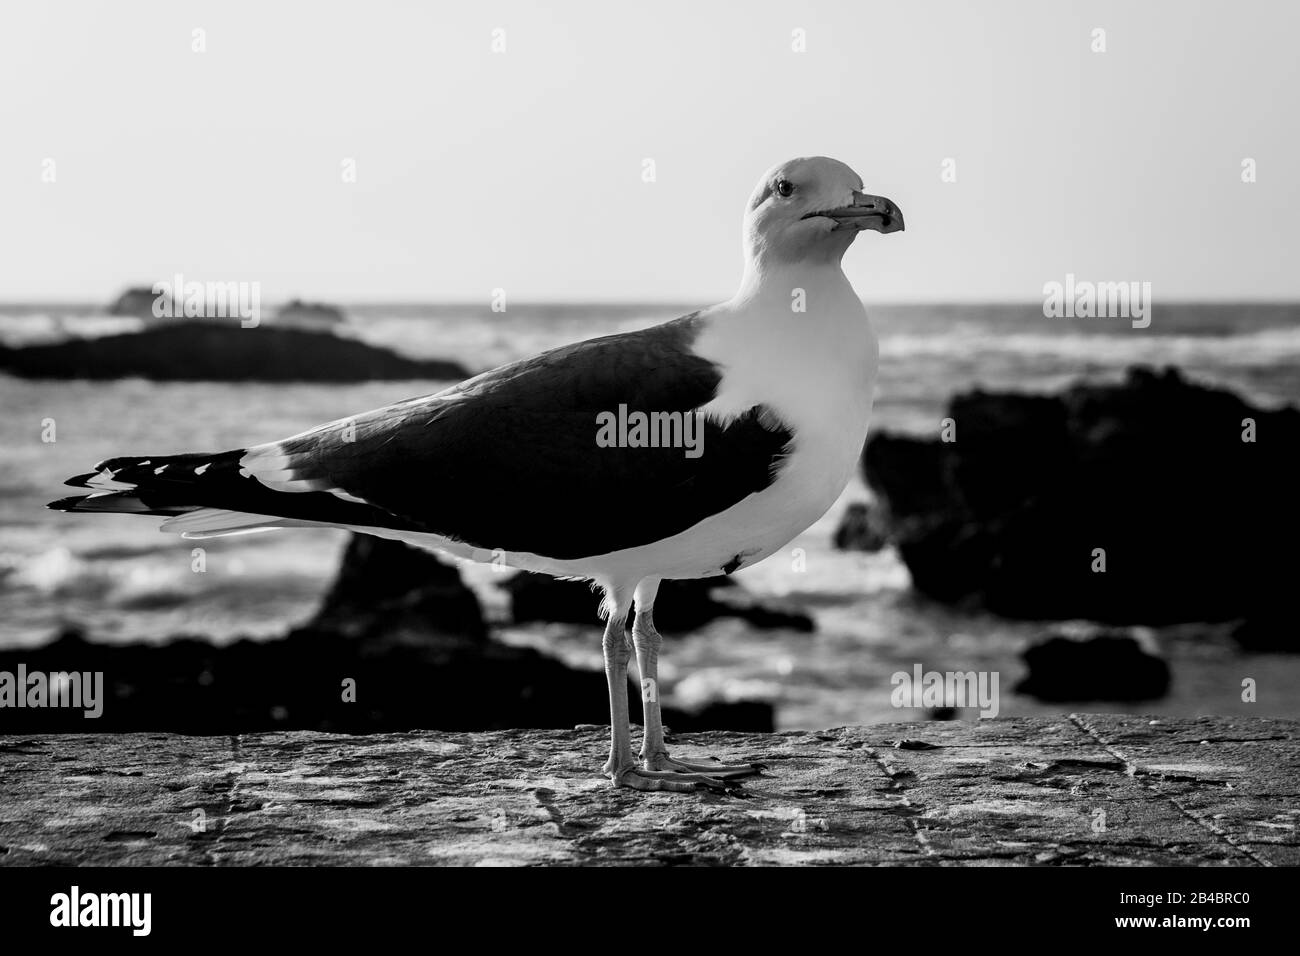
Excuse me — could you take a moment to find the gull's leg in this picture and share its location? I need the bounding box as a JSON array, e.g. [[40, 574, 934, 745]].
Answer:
[[632, 579, 764, 780], [601, 581, 732, 793]]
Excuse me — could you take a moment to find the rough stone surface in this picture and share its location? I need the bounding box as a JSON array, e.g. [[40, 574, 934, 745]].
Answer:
[[2, 715, 1295, 866]]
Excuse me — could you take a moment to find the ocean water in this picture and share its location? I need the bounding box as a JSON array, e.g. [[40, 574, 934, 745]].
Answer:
[[2, 302, 1298, 728]]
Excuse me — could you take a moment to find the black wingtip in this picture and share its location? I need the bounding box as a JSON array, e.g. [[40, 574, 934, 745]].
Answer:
[[64, 472, 101, 489], [47, 495, 89, 512]]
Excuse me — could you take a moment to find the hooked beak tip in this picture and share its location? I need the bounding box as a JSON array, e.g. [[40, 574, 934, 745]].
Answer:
[[804, 193, 904, 234]]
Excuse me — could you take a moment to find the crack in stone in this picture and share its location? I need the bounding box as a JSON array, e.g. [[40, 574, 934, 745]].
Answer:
[[861, 745, 935, 858], [1067, 714, 1271, 868], [205, 734, 243, 867]]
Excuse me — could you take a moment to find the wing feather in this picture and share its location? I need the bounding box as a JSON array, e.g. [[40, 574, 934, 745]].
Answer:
[[239, 312, 794, 558]]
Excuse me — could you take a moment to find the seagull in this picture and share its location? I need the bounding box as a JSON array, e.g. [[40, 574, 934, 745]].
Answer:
[[50, 156, 903, 792]]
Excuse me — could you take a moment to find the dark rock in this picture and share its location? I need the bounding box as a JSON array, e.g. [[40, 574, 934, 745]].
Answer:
[[1231, 616, 1292, 653], [502, 573, 601, 625], [862, 433, 951, 519], [0, 536, 773, 734], [0, 321, 470, 382], [310, 534, 487, 644], [503, 571, 814, 633], [832, 501, 891, 551], [664, 700, 776, 733], [275, 299, 345, 327], [863, 366, 1300, 628], [1016, 626, 1171, 701], [107, 286, 168, 319]]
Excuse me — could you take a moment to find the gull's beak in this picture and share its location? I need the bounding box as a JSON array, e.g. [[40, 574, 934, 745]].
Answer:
[[805, 191, 905, 233]]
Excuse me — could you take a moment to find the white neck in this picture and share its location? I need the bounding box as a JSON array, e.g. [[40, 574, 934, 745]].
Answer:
[[695, 254, 876, 431], [731, 256, 852, 309]]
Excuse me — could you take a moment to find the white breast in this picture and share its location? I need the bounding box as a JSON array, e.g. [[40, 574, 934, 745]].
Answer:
[[688, 267, 878, 558]]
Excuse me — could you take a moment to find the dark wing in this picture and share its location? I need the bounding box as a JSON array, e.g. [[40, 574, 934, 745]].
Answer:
[[258, 312, 793, 558]]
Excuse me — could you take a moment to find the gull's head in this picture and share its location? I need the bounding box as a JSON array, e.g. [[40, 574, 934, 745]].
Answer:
[[742, 156, 904, 267]]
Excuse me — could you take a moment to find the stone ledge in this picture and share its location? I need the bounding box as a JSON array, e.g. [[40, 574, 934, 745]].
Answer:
[[1, 715, 1295, 866]]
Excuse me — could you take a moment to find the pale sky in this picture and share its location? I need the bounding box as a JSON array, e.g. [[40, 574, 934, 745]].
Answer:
[[1, 0, 1296, 303]]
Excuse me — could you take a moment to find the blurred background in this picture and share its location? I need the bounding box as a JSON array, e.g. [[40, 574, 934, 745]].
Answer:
[[1, 1, 1297, 732]]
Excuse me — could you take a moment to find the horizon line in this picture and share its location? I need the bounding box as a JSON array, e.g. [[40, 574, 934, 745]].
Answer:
[[1, 297, 1298, 309]]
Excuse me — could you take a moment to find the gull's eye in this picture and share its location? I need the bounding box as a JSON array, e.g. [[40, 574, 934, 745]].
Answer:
[[775, 179, 795, 198]]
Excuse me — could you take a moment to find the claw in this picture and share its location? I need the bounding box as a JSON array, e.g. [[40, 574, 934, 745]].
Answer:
[[612, 766, 735, 793], [644, 753, 765, 778]]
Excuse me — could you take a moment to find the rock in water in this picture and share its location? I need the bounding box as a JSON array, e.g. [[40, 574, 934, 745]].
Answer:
[[310, 534, 486, 644], [107, 286, 168, 318], [863, 366, 1300, 628], [275, 299, 346, 328], [501, 572, 601, 625], [832, 501, 891, 552], [0, 321, 470, 382], [1017, 626, 1171, 701], [1230, 616, 1293, 653]]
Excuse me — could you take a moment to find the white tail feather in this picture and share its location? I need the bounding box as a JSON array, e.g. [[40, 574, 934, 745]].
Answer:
[[160, 508, 284, 538]]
